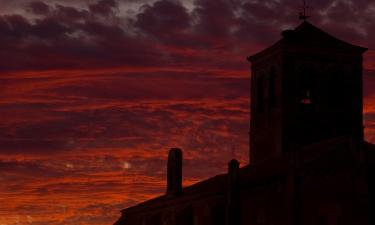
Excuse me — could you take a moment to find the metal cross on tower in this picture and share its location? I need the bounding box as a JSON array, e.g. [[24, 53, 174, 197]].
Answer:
[[299, 0, 310, 21]]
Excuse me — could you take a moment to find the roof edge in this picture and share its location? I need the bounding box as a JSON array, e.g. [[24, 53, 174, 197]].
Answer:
[[247, 21, 368, 62]]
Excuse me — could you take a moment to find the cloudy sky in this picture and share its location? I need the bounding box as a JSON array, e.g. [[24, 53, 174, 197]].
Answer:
[[1, 0, 375, 224]]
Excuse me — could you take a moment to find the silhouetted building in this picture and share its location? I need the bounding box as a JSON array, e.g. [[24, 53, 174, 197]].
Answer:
[[114, 21, 375, 225]]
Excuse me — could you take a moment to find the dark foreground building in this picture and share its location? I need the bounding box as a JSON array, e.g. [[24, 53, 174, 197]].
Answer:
[[114, 21, 375, 225]]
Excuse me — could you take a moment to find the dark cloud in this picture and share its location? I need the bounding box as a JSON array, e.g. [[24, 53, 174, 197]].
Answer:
[[193, 0, 237, 37], [0, 1, 163, 71], [135, 0, 190, 35], [89, 0, 118, 16], [29, 1, 50, 15], [0, 14, 32, 39], [33, 17, 74, 38], [54, 4, 88, 21], [0, 0, 374, 71]]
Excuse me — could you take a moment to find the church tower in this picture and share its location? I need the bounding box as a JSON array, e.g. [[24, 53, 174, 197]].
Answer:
[[247, 21, 367, 164]]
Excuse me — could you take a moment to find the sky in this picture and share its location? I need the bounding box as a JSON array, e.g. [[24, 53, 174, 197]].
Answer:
[[1, 0, 375, 224]]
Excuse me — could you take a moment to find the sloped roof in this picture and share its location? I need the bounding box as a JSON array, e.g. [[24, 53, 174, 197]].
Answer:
[[117, 136, 362, 215], [248, 21, 367, 62], [114, 136, 375, 225]]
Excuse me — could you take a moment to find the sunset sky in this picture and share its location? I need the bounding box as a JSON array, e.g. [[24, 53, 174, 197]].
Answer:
[[1, 0, 375, 224]]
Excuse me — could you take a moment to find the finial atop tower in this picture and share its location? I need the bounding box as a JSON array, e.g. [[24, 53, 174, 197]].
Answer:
[[299, 0, 310, 21]]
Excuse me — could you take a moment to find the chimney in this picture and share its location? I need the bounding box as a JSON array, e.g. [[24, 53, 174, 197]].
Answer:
[[166, 148, 183, 196], [227, 159, 240, 225]]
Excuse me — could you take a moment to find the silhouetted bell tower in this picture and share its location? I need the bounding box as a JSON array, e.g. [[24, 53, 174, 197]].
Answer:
[[247, 21, 367, 164]]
